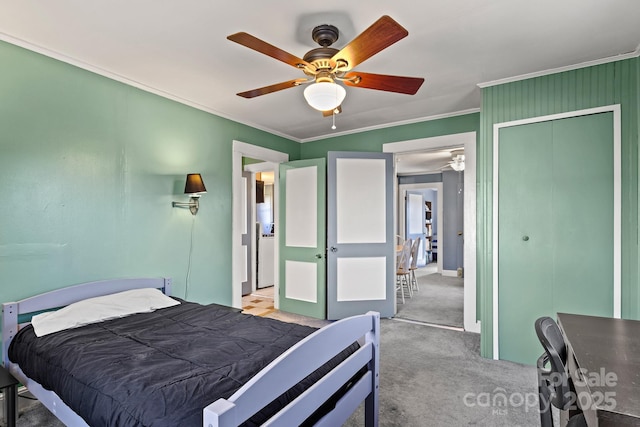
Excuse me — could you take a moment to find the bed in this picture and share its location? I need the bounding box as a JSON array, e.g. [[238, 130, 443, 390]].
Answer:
[[1, 277, 380, 427]]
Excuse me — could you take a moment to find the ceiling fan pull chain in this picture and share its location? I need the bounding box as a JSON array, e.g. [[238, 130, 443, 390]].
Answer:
[[332, 110, 337, 130]]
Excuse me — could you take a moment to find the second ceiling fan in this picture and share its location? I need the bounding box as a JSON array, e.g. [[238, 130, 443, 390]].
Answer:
[[227, 15, 425, 116]]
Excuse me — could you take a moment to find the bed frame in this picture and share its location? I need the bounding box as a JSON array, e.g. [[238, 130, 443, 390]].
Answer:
[[1, 277, 380, 427]]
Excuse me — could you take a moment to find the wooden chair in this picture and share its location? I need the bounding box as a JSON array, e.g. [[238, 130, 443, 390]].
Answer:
[[396, 239, 412, 304], [409, 238, 421, 293]]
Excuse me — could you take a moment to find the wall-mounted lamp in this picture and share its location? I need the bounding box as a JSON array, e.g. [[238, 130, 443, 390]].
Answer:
[[172, 173, 207, 215]]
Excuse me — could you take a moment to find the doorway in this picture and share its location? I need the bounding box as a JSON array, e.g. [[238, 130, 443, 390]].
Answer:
[[396, 181, 466, 328], [242, 163, 277, 295], [399, 183, 443, 275], [383, 132, 479, 332], [232, 141, 288, 310]]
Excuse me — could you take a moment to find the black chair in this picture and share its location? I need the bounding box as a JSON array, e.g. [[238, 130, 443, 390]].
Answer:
[[535, 316, 585, 427]]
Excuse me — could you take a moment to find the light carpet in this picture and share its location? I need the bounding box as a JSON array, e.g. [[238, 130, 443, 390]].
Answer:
[[343, 319, 539, 426], [395, 265, 464, 328]]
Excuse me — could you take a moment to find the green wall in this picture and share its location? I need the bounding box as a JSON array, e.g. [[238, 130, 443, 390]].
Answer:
[[4, 36, 639, 364], [0, 41, 300, 306], [478, 58, 640, 358], [300, 113, 480, 159], [0, 38, 480, 315]]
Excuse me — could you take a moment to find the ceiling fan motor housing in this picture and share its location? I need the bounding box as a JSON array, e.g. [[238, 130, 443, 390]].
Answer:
[[311, 24, 339, 47], [303, 47, 339, 66], [303, 24, 341, 74]]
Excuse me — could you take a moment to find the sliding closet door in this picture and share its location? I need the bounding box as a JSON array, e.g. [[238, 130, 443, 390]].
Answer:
[[497, 112, 614, 365]]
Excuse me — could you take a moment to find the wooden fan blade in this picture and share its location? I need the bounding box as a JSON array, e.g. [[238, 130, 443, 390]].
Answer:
[[237, 79, 308, 98], [343, 72, 424, 95], [322, 105, 342, 117], [331, 16, 408, 71], [227, 32, 310, 69]]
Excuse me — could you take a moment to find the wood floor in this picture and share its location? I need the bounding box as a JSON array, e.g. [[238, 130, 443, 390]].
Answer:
[[241, 286, 275, 317]]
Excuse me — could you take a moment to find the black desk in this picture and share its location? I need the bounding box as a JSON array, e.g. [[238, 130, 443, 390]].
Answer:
[[558, 313, 640, 427], [0, 365, 18, 427]]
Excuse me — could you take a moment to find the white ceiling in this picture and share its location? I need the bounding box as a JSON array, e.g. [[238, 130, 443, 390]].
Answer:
[[1, 1, 639, 142]]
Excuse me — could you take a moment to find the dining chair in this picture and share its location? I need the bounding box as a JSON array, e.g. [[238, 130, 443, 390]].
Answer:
[[396, 239, 412, 304], [535, 316, 584, 427], [408, 238, 421, 293]]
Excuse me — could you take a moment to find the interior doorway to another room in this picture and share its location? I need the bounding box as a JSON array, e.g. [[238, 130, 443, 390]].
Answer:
[[242, 164, 277, 301], [232, 141, 288, 311], [254, 170, 276, 291], [400, 184, 444, 275], [383, 132, 479, 333], [396, 180, 465, 329]]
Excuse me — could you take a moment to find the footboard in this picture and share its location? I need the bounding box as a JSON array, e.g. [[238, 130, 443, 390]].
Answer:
[[204, 311, 380, 427], [2, 278, 378, 427]]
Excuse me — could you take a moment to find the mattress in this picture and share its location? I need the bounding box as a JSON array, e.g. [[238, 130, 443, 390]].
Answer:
[[9, 300, 355, 427]]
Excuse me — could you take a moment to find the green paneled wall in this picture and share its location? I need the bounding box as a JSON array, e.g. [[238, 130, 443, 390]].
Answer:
[[0, 41, 300, 307], [478, 58, 640, 358]]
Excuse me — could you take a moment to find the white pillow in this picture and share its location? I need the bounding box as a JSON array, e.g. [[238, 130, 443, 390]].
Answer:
[[31, 288, 180, 337]]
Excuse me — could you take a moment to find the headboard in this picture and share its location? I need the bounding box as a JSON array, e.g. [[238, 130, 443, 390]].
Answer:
[[2, 277, 172, 367]]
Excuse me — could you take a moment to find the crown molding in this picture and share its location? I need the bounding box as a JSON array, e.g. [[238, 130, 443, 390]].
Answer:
[[478, 44, 640, 88], [299, 108, 481, 143], [11, 31, 632, 144], [0, 32, 299, 143]]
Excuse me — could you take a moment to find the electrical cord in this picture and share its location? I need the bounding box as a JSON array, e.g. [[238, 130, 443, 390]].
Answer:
[[184, 215, 196, 300]]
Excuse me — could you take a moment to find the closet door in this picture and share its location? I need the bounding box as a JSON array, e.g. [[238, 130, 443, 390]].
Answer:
[[497, 112, 614, 365]]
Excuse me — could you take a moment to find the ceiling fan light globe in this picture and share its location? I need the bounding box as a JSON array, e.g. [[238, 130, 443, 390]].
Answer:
[[303, 82, 346, 111]]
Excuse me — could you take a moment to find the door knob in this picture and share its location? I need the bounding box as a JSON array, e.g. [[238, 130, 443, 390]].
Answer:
[[315, 253, 323, 259], [522, 236, 529, 241], [330, 247, 338, 252]]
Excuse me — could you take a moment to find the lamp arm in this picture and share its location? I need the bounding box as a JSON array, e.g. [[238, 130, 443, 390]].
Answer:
[[172, 197, 200, 215]]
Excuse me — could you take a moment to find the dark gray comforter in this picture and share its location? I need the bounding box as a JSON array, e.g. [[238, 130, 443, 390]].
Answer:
[[9, 300, 354, 427]]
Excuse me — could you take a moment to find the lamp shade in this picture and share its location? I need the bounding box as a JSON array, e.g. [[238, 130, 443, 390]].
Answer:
[[184, 173, 207, 194], [303, 82, 346, 111]]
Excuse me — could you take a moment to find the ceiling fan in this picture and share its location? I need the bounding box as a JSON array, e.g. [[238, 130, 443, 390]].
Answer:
[[439, 150, 465, 171], [227, 15, 425, 116]]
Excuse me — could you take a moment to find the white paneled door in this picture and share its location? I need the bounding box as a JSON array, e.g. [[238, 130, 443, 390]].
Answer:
[[327, 152, 395, 319], [279, 159, 326, 319]]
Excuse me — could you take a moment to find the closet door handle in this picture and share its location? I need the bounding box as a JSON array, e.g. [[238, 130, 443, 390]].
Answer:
[[522, 235, 530, 241], [330, 247, 338, 252]]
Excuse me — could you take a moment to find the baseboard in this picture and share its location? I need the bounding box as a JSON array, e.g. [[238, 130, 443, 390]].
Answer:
[[442, 270, 459, 277], [465, 321, 481, 334]]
